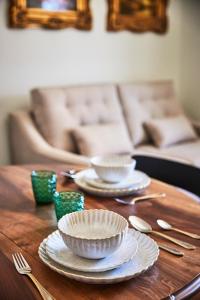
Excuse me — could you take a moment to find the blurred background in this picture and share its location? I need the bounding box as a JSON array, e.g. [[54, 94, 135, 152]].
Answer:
[[0, 0, 199, 165]]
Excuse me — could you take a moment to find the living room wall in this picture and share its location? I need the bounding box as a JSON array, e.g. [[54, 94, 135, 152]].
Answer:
[[0, 0, 186, 165], [180, 0, 200, 120]]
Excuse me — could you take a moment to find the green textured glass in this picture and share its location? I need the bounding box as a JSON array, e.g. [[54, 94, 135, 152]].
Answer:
[[53, 191, 84, 221], [31, 170, 57, 204]]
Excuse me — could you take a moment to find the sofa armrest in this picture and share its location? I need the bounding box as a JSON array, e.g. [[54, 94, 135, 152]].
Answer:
[[191, 120, 200, 136], [9, 110, 90, 166]]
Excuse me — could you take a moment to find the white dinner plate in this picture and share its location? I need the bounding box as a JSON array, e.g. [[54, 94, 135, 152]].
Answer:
[[85, 169, 143, 190], [74, 169, 151, 197], [46, 230, 138, 273], [38, 229, 159, 284]]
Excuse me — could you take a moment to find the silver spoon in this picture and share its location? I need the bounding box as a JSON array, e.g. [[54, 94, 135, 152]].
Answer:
[[129, 216, 196, 250], [114, 193, 166, 205], [157, 219, 200, 239], [60, 170, 77, 179]]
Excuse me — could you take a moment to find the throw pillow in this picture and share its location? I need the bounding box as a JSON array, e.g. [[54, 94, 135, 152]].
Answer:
[[144, 115, 198, 148], [71, 124, 132, 156]]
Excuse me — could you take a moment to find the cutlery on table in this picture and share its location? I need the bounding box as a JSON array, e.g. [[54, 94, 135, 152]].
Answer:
[[157, 219, 200, 239], [129, 216, 196, 250], [12, 252, 56, 300], [157, 243, 184, 256], [114, 193, 166, 205], [65, 169, 77, 175], [60, 170, 77, 179]]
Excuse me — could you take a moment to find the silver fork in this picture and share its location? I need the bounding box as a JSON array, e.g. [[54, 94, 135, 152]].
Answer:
[[12, 252, 56, 300]]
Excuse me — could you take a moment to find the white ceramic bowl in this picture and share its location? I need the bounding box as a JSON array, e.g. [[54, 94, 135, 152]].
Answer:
[[91, 155, 136, 183], [58, 209, 128, 259]]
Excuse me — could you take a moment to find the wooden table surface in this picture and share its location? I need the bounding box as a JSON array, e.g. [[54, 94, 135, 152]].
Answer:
[[0, 164, 199, 300]]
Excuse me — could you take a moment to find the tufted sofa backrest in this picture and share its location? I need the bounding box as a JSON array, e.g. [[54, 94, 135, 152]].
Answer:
[[118, 81, 183, 146], [31, 84, 126, 152]]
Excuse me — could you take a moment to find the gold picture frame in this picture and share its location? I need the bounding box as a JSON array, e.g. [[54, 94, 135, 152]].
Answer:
[[10, 0, 92, 30], [107, 0, 169, 34]]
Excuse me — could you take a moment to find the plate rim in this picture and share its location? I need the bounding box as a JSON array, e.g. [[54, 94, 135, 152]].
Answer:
[[74, 169, 151, 197], [38, 229, 159, 284], [45, 229, 138, 273], [85, 170, 143, 190]]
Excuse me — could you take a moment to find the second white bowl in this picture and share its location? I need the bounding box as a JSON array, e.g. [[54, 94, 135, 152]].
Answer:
[[58, 209, 128, 259], [91, 155, 136, 183]]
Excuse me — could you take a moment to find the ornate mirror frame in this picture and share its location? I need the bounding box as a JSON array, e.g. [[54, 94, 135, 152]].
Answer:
[[107, 0, 169, 34], [10, 0, 92, 30]]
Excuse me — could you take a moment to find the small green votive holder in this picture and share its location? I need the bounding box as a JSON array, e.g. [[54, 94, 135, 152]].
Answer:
[[31, 170, 57, 205], [53, 191, 84, 221]]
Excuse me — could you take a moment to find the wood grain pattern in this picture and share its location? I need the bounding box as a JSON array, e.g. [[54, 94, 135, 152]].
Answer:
[[162, 273, 200, 300], [0, 244, 38, 300], [0, 164, 199, 300]]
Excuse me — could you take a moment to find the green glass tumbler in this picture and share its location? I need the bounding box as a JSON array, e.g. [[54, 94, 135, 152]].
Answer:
[[53, 191, 84, 221], [31, 170, 57, 204]]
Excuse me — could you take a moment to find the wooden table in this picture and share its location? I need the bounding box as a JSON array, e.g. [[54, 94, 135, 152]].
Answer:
[[0, 164, 199, 300]]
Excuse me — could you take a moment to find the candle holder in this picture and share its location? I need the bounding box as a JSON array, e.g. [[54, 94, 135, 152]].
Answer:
[[31, 170, 57, 205], [53, 191, 84, 221]]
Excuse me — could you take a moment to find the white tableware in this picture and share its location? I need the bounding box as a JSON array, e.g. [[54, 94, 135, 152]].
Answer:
[[38, 229, 159, 284], [46, 230, 138, 273], [91, 155, 136, 183], [58, 209, 128, 259], [85, 169, 142, 190], [74, 169, 151, 197]]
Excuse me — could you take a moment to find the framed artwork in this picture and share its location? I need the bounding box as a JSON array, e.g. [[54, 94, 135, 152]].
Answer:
[[107, 0, 169, 34], [9, 0, 92, 30]]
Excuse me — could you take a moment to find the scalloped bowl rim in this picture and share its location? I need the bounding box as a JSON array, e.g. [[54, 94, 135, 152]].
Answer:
[[58, 209, 128, 241]]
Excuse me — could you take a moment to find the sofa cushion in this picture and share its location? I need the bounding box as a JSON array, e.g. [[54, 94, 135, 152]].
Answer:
[[144, 115, 197, 148], [31, 84, 126, 152], [72, 123, 132, 156], [137, 140, 200, 167], [118, 81, 183, 146]]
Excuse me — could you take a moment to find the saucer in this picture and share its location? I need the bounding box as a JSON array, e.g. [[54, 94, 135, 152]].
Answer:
[[85, 169, 142, 190], [74, 169, 151, 197], [38, 229, 159, 284], [46, 229, 138, 273]]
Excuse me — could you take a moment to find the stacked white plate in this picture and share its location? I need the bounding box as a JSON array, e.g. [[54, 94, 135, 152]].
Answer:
[[38, 229, 159, 284], [74, 169, 151, 197]]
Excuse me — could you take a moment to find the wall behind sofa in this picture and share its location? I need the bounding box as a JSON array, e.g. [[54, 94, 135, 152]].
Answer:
[[0, 0, 182, 165], [180, 0, 200, 120]]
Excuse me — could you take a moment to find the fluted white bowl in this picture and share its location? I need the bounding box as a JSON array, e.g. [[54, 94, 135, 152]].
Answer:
[[91, 155, 136, 183], [58, 209, 128, 259]]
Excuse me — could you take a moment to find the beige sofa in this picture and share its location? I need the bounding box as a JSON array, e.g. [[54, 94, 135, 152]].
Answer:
[[9, 81, 200, 167]]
